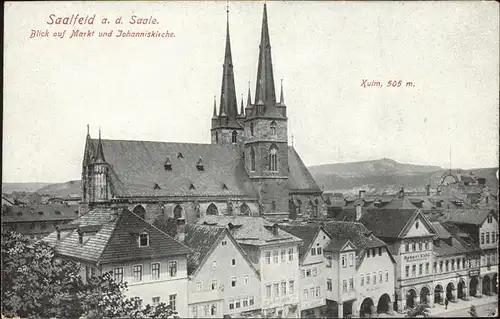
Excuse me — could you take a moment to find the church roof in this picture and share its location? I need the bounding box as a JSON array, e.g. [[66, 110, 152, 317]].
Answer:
[[85, 138, 320, 198]]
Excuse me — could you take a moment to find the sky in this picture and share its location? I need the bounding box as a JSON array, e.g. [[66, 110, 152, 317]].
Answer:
[[3, 1, 499, 183]]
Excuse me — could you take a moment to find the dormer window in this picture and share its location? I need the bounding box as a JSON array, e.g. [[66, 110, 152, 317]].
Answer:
[[38, 211, 44, 216], [272, 224, 278, 236], [196, 157, 204, 171], [189, 184, 196, 190], [78, 230, 83, 245], [222, 183, 228, 190], [164, 157, 172, 171], [154, 183, 161, 190], [177, 152, 184, 159], [55, 211, 61, 215], [56, 227, 61, 241], [270, 121, 276, 135], [139, 233, 149, 247]]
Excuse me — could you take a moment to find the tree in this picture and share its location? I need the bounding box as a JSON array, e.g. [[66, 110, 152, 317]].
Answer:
[[1, 229, 179, 319], [405, 303, 431, 318]]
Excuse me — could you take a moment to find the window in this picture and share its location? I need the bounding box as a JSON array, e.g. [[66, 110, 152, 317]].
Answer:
[[445, 260, 449, 272], [231, 131, 237, 143], [212, 261, 217, 269], [349, 253, 354, 266], [451, 259, 455, 270], [192, 306, 198, 318], [151, 263, 160, 280], [316, 286, 321, 297], [304, 289, 309, 300], [232, 258, 236, 266], [266, 285, 272, 298], [366, 273, 370, 284], [249, 297, 254, 306], [379, 271, 383, 282], [326, 254, 332, 268], [289, 280, 295, 294], [440, 261, 443, 272], [266, 252, 271, 264], [405, 242, 409, 252], [301, 269, 305, 278], [281, 281, 287, 295], [269, 145, 278, 172], [327, 279, 332, 291], [312, 267, 318, 277], [222, 240, 227, 246], [152, 296, 160, 306], [493, 232, 496, 243], [212, 280, 217, 290], [462, 258, 466, 268], [250, 147, 256, 172], [211, 304, 217, 316], [309, 287, 315, 298], [385, 270, 389, 282], [139, 233, 149, 247], [169, 261, 177, 277], [367, 249, 370, 258], [412, 242, 416, 251], [311, 247, 317, 256], [288, 248, 294, 261], [486, 232, 490, 244], [244, 275, 249, 285], [373, 272, 376, 284], [229, 300, 234, 310], [419, 242, 423, 251], [412, 265, 416, 277], [270, 121, 276, 135], [274, 283, 280, 297], [481, 233, 485, 244], [416, 220, 420, 229], [457, 258, 461, 269], [379, 247, 383, 256], [433, 262, 437, 273], [488, 214, 493, 223], [342, 255, 347, 268], [360, 274, 364, 286], [235, 300, 241, 309], [134, 265, 142, 282], [425, 241, 429, 250], [231, 277, 237, 287], [243, 298, 248, 307], [317, 247, 322, 255], [342, 280, 348, 292], [273, 251, 279, 263], [78, 231, 83, 245], [196, 281, 202, 292], [281, 250, 286, 262], [169, 294, 176, 311], [425, 262, 429, 274], [349, 278, 354, 291], [418, 264, 423, 275], [306, 269, 311, 277]]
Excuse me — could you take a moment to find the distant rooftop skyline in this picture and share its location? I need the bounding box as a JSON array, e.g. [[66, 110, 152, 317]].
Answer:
[[3, 1, 499, 183]]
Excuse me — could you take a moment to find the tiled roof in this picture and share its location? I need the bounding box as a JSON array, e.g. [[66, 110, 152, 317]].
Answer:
[[278, 224, 321, 261], [197, 215, 302, 246], [433, 209, 496, 226], [358, 209, 419, 239], [287, 147, 321, 192], [86, 139, 320, 198], [2, 204, 78, 223], [431, 222, 477, 256], [333, 209, 357, 222], [184, 224, 226, 275], [42, 208, 192, 264], [439, 222, 481, 253], [431, 222, 452, 239]]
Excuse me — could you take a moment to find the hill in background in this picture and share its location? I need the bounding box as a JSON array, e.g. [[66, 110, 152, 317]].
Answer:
[[2, 182, 52, 194]]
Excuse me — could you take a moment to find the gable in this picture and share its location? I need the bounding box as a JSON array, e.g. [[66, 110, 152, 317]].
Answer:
[[403, 214, 434, 238], [302, 228, 331, 265], [341, 240, 356, 252]]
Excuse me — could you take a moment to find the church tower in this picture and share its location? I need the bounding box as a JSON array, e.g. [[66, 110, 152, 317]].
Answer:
[[82, 128, 110, 206], [244, 4, 289, 219], [211, 8, 244, 146]]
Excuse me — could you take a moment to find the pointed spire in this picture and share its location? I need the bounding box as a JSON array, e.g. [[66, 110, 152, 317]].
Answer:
[[246, 81, 252, 107], [218, 4, 238, 125], [240, 94, 244, 115], [86, 124, 90, 137], [94, 127, 106, 164], [213, 95, 217, 117], [254, 3, 277, 108], [279, 79, 285, 105]]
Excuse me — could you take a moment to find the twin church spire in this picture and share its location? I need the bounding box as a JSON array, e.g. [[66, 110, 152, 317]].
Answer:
[[212, 3, 285, 134]]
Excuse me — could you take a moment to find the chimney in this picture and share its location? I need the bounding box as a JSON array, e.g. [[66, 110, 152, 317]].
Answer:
[[425, 184, 431, 196], [359, 190, 366, 199], [176, 218, 186, 243], [355, 204, 363, 221]]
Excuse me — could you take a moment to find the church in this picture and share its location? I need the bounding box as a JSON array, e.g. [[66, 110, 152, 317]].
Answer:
[[80, 4, 326, 224]]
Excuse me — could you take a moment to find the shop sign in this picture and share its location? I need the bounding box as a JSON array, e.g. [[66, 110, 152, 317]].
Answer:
[[403, 252, 431, 262]]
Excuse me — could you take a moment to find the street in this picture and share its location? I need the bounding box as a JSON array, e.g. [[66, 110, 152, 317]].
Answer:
[[434, 301, 497, 318]]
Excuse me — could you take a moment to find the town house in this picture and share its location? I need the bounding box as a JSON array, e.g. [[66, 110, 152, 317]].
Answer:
[[198, 215, 302, 318], [279, 224, 331, 318], [183, 224, 261, 318], [322, 221, 396, 318], [41, 207, 192, 317]]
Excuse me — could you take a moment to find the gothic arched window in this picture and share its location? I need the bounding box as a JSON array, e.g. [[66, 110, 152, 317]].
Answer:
[[231, 131, 237, 144], [215, 131, 219, 143], [250, 122, 254, 136], [173, 204, 183, 219], [270, 121, 276, 136], [206, 203, 218, 215], [133, 205, 146, 219], [240, 203, 251, 216], [269, 145, 278, 172], [250, 147, 256, 172]]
